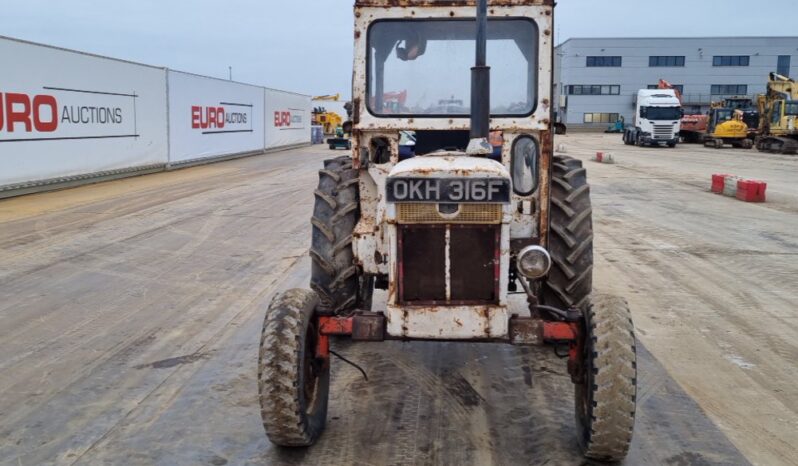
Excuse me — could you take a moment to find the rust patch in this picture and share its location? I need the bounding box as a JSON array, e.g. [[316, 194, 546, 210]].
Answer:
[[481, 307, 491, 337], [538, 129, 552, 248], [509, 317, 544, 345], [353, 97, 361, 124]]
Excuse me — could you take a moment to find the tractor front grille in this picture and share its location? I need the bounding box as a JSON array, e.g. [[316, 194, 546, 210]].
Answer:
[[398, 224, 500, 305], [397, 203, 502, 224]]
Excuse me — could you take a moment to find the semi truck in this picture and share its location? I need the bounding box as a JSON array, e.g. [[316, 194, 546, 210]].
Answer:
[[623, 89, 682, 148]]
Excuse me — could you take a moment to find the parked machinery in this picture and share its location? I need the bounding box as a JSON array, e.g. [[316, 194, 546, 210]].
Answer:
[[756, 73, 798, 154], [703, 107, 753, 149], [312, 107, 343, 135], [623, 88, 681, 147], [257, 0, 637, 462], [312, 94, 344, 135], [657, 79, 708, 144]]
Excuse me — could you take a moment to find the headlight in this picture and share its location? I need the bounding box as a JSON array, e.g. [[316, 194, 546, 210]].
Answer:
[[517, 245, 551, 279], [511, 135, 539, 196]]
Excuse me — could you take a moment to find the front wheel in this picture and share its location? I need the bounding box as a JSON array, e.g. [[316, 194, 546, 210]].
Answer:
[[258, 289, 330, 447], [575, 294, 637, 462]]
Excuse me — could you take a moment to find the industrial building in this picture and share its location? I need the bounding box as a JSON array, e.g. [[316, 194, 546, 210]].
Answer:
[[554, 36, 798, 128]]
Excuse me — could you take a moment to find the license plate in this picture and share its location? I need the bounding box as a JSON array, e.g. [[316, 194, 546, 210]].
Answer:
[[386, 178, 510, 203]]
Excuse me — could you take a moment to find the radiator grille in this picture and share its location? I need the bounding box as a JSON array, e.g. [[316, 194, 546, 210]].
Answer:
[[653, 125, 674, 138], [398, 225, 500, 305], [397, 203, 502, 224]]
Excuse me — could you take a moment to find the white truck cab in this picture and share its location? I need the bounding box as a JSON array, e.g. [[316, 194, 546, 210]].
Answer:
[[624, 89, 682, 147]]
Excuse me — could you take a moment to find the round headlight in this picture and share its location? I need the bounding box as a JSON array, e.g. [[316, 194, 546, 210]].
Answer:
[[517, 245, 551, 279], [511, 136, 539, 196]]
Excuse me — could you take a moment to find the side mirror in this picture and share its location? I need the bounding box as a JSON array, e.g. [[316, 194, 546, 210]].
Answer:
[[639, 107, 647, 118], [396, 37, 427, 61], [342, 121, 353, 134]]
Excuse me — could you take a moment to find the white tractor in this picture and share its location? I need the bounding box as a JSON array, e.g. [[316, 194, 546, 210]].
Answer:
[[257, 0, 637, 461]]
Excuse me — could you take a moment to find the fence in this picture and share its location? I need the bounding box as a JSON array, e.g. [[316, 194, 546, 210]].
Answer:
[[0, 35, 312, 197]]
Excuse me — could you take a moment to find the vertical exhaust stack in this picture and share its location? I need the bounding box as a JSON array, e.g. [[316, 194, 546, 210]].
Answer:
[[467, 0, 493, 155]]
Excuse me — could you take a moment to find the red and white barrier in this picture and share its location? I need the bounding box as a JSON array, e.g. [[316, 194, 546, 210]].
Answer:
[[593, 152, 615, 164], [711, 174, 767, 203]]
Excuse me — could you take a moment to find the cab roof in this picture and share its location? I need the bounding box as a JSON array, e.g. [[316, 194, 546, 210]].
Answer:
[[355, 0, 554, 7]]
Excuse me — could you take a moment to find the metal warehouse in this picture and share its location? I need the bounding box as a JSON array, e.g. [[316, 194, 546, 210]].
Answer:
[[554, 36, 798, 128]]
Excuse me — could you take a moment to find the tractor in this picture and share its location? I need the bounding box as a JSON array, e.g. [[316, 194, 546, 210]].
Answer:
[[257, 0, 637, 462]]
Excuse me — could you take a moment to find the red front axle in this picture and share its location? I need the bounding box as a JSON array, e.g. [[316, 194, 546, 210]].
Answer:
[[315, 315, 584, 382]]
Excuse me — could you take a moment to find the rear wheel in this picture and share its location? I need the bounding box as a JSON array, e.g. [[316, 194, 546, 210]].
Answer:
[[575, 294, 637, 461], [542, 155, 593, 312], [310, 156, 364, 314], [258, 289, 329, 446]]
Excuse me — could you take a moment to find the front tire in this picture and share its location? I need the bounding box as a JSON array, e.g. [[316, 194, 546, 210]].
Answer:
[[542, 156, 593, 312], [575, 294, 637, 461], [258, 289, 330, 447]]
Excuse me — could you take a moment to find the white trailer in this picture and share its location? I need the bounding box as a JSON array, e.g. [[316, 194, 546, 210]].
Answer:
[[623, 89, 682, 148]]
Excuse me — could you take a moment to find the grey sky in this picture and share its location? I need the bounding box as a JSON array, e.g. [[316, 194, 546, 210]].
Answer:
[[2, 0, 797, 98]]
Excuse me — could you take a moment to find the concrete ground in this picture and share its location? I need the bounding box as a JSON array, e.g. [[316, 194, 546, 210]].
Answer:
[[0, 135, 795, 465]]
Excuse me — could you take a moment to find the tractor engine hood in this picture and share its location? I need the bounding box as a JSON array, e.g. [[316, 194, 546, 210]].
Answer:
[[388, 154, 510, 180]]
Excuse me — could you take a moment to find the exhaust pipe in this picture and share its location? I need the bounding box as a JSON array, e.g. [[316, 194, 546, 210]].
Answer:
[[467, 0, 492, 155]]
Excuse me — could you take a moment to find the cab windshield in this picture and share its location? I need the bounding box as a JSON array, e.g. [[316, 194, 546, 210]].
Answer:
[[643, 106, 682, 121], [786, 101, 798, 116], [367, 18, 538, 117]]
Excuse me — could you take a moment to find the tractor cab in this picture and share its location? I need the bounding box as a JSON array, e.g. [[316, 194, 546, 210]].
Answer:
[[350, 0, 554, 341]]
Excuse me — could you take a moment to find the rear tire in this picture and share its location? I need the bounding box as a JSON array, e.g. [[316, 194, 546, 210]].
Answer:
[[310, 156, 362, 314], [541, 156, 593, 312], [575, 294, 637, 462], [258, 289, 329, 447]]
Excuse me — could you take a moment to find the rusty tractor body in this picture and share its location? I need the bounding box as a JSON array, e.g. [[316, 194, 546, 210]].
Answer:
[[257, 1, 637, 461]]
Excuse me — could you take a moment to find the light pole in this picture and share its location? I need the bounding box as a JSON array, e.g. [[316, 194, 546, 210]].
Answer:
[[229, 66, 232, 81]]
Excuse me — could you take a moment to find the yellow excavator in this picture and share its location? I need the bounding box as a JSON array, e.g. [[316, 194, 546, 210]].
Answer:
[[703, 105, 753, 149], [312, 94, 344, 135], [756, 73, 798, 154]]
